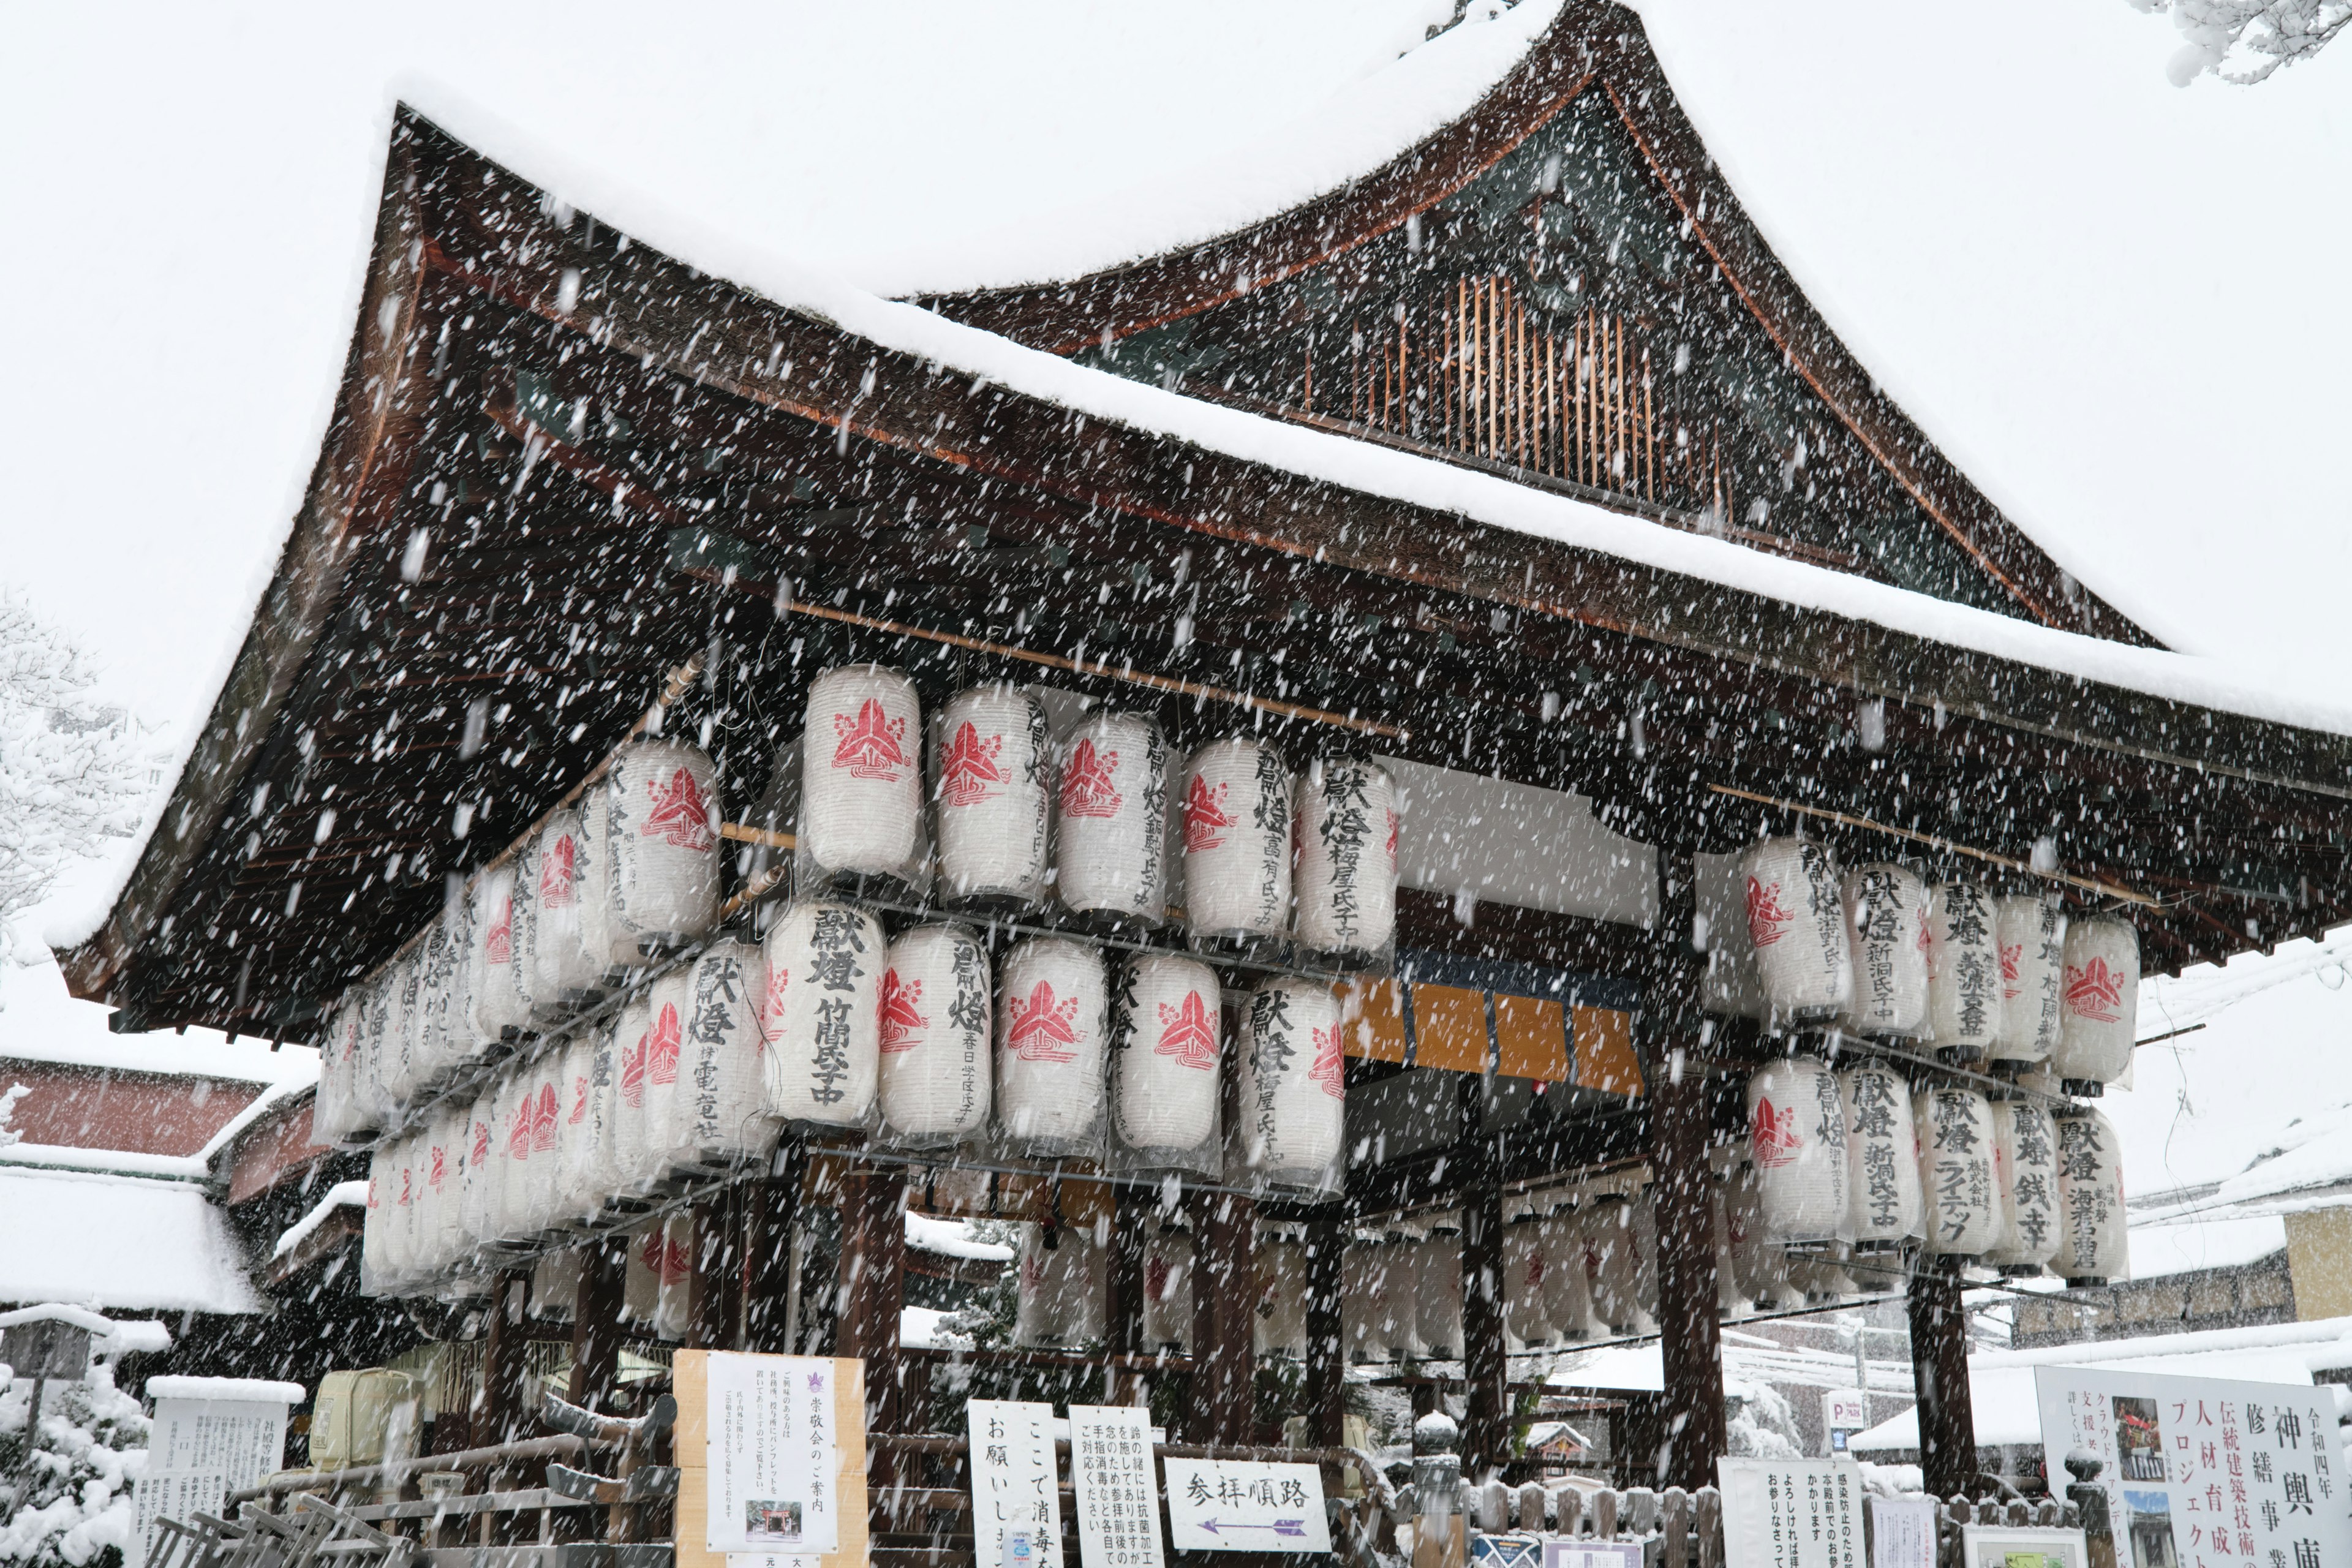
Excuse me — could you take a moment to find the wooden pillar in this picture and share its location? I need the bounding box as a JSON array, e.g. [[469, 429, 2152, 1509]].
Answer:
[[1460, 1171, 1509, 1478], [1303, 1217, 1347, 1447], [687, 1193, 740, 1351], [837, 1165, 908, 1436], [746, 1147, 804, 1354], [1107, 1186, 1148, 1357], [569, 1239, 628, 1412], [1910, 1255, 1978, 1494], [480, 1268, 533, 1444], [1651, 1064, 1727, 1491], [1186, 1187, 1257, 1447]]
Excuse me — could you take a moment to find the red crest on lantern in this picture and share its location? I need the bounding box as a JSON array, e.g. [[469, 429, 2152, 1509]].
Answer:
[[620, 1035, 646, 1108], [879, 970, 926, 1054], [647, 1003, 681, 1086], [1309, 1022, 1344, 1099], [1009, 981, 1082, 1063], [642, 767, 715, 851], [485, 897, 513, 964], [540, 834, 576, 908], [533, 1083, 560, 1152], [1744, 876, 1794, 948], [1182, 774, 1233, 854], [938, 722, 1005, 808], [1058, 738, 1122, 818], [2064, 958, 2125, 1023], [1153, 991, 1218, 1071], [831, 698, 909, 782], [1751, 1096, 1802, 1167]]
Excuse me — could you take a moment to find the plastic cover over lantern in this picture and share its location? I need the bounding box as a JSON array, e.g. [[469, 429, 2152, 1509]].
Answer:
[[1739, 837, 1851, 1020], [1696, 852, 1770, 1020], [1926, 880, 2001, 1059], [622, 1221, 662, 1325], [1254, 1233, 1309, 1359], [1727, 1164, 1804, 1312], [801, 665, 923, 885], [1142, 1226, 1193, 1352], [461, 1084, 497, 1245], [2054, 1107, 2128, 1285], [1744, 1058, 1850, 1243], [1839, 1063, 1923, 1248], [1502, 1201, 1552, 1347], [932, 684, 1050, 906], [1913, 1087, 2000, 1256], [1109, 954, 1221, 1163], [1180, 737, 1292, 944], [1993, 894, 2067, 1064], [628, 968, 695, 1186], [535, 810, 606, 999], [424, 1104, 467, 1273], [671, 939, 775, 1165], [1015, 1224, 1107, 1347], [510, 837, 544, 1024], [2052, 918, 2139, 1087], [606, 739, 722, 954], [1053, 709, 1168, 924], [412, 912, 459, 1088], [469, 864, 530, 1042], [314, 999, 362, 1145], [761, 902, 883, 1129], [378, 954, 421, 1111], [1986, 1101, 2061, 1276], [1583, 1195, 1653, 1334], [1374, 1235, 1423, 1360], [651, 1212, 695, 1342], [995, 937, 1109, 1156], [606, 998, 655, 1193], [1841, 863, 1929, 1038], [1343, 1243, 1382, 1362], [1538, 1199, 1597, 1341], [1417, 1219, 1464, 1357], [1236, 978, 1345, 1188], [1292, 756, 1400, 959], [1710, 1181, 1748, 1316], [876, 924, 992, 1147]]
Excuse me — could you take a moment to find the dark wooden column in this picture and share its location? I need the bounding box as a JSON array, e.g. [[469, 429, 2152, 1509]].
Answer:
[[1303, 1216, 1347, 1447], [1652, 1065, 1727, 1490], [1460, 1174, 1509, 1478], [745, 1147, 804, 1354], [480, 1267, 534, 1444], [1186, 1187, 1257, 1446], [1910, 1255, 1978, 1493], [836, 1164, 908, 1435], [1107, 1186, 1148, 1358], [568, 1239, 628, 1411], [687, 1193, 741, 1351]]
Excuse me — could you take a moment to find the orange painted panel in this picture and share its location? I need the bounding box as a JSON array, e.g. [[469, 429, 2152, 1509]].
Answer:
[[1493, 995, 1571, 1082], [1572, 1006, 1643, 1098], [1340, 978, 1408, 1063], [1411, 983, 1493, 1074]]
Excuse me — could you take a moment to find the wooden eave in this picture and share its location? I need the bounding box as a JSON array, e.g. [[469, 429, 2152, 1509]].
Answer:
[[58, 108, 2352, 1034], [929, 2, 2149, 647]]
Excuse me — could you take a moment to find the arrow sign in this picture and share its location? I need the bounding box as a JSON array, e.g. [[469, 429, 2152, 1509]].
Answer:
[[1198, 1520, 1307, 1538], [1161, 1458, 1330, 1555]]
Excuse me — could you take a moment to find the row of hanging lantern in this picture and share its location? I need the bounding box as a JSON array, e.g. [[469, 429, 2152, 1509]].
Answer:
[[1741, 1057, 2127, 1285], [1721, 837, 2139, 1087]]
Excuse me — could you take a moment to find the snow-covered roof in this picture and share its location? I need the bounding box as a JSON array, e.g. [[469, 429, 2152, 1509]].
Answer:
[[1550, 1338, 1914, 1397], [0, 1304, 170, 1354], [271, 1180, 368, 1261], [2129, 1213, 2286, 1280], [144, 1376, 305, 1404], [0, 1076, 315, 1185], [0, 1166, 261, 1315], [906, 1212, 1016, 1264]]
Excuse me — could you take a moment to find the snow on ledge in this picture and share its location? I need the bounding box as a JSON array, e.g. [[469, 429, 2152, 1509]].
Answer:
[[273, 1180, 369, 1261], [145, 1376, 305, 1404], [0, 1304, 173, 1354]]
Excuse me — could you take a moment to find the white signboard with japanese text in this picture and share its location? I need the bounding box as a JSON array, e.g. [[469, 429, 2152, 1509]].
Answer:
[[1161, 1457, 1330, 1554], [704, 1352, 841, 1558], [1069, 1404, 1166, 1568], [132, 1382, 297, 1561], [1717, 1458, 1863, 1568], [970, 1399, 1065, 1568], [2034, 1368, 2348, 1568], [1868, 1496, 1938, 1568]]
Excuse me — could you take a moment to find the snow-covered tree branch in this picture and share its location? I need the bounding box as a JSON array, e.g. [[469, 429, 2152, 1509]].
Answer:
[[0, 598, 146, 974], [2130, 0, 2351, 85]]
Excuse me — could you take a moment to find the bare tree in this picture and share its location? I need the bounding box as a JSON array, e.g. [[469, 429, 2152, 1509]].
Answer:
[[0, 597, 146, 975], [2130, 0, 2351, 84]]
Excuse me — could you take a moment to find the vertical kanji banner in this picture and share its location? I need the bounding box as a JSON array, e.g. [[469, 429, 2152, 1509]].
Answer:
[[2034, 1368, 2349, 1568]]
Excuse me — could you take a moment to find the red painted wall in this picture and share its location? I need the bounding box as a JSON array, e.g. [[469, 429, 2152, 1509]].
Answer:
[[0, 1058, 263, 1156]]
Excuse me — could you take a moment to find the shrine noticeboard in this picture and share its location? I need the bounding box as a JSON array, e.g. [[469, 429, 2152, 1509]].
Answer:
[[2034, 1367, 2350, 1568], [674, 1350, 868, 1568], [1715, 1458, 1862, 1568]]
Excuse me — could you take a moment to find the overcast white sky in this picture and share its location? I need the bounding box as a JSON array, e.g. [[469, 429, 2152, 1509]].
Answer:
[[1, 2, 2346, 1170]]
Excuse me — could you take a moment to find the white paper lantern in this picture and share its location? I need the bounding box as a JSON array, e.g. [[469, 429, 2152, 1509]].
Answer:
[[580, 1017, 625, 1208], [575, 778, 616, 974], [1710, 1182, 1748, 1315], [461, 1085, 498, 1245], [933, 684, 1050, 904], [607, 740, 722, 952], [412, 913, 458, 1088], [314, 999, 361, 1144], [802, 665, 922, 877], [1142, 1227, 1193, 1351], [1109, 954, 1221, 1154], [1254, 1235, 1309, 1358], [1180, 737, 1291, 940], [622, 1221, 662, 1325], [1913, 1087, 2000, 1256], [1343, 1243, 1382, 1362], [1584, 1196, 1652, 1333], [1015, 1224, 1107, 1347], [1926, 881, 2001, 1057], [1745, 1058, 1849, 1243], [1539, 1201, 1597, 1340], [629, 968, 695, 1186], [1698, 853, 1770, 1020], [2054, 1107, 2128, 1285], [1373, 1237, 1423, 1359], [531, 1253, 582, 1323], [1292, 756, 1399, 956], [608, 998, 655, 1191], [652, 1212, 695, 1342], [425, 1105, 468, 1273], [1987, 1101, 2061, 1275], [554, 1034, 603, 1223], [1632, 1188, 1662, 1321], [1839, 1063, 1923, 1246], [1502, 1206, 1552, 1346], [362, 1150, 391, 1283], [377, 1138, 413, 1284], [1841, 864, 1929, 1038], [995, 937, 1109, 1153], [1993, 894, 2067, 1064], [485, 1071, 522, 1242], [377, 955, 421, 1110], [469, 864, 530, 1041], [1727, 1164, 1803, 1311], [2053, 918, 2138, 1085], [1790, 1245, 1860, 1303], [1738, 838, 1851, 1019], [673, 940, 776, 1163], [534, 810, 605, 999], [760, 902, 883, 1128], [510, 838, 545, 1022], [1236, 978, 1344, 1184], [1054, 710, 1169, 921], [876, 925, 991, 1144], [1417, 1221, 1464, 1356]]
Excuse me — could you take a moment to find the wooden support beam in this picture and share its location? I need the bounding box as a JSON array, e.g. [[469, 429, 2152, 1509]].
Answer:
[[1909, 1254, 1979, 1494], [1460, 1163, 1509, 1479], [1303, 1218, 1348, 1448], [687, 1193, 740, 1351], [1186, 1187, 1258, 1447], [837, 1166, 908, 1448], [1650, 851, 1726, 1493], [746, 1148, 804, 1354], [568, 1240, 627, 1413], [480, 1268, 533, 1446], [1107, 1186, 1148, 1359]]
